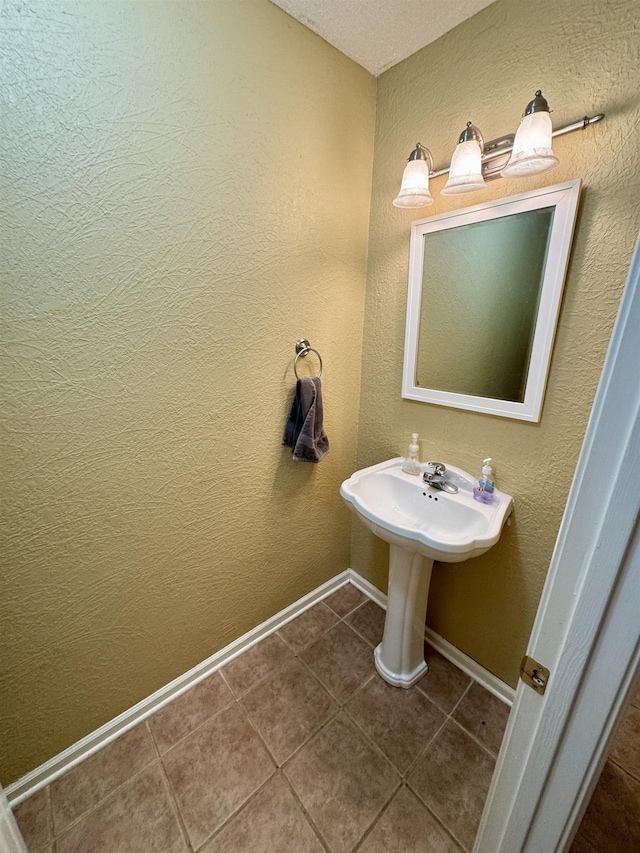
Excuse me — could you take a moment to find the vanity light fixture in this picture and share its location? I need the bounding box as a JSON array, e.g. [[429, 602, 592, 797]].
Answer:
[[441, 122, 487, 195], [393, 91, 605, 208], [392, 142, 434, 208], [501, 91, 558, 177]]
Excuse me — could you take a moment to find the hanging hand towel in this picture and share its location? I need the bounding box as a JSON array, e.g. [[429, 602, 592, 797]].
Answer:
[[283, 376, 330, 462]]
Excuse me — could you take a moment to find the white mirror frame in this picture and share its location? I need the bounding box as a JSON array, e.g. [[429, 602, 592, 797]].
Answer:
[[402, 179, 582, 422]]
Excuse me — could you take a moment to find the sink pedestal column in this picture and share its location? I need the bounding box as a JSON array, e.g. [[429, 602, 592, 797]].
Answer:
[[374, 545, 433, 688]]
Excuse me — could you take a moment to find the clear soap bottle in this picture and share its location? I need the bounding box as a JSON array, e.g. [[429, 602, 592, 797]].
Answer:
[[402, 433, 421, 476], [473, 457, 495, 504]]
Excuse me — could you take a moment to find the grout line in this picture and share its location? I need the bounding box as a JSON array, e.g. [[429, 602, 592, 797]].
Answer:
[[273, 702, 344, 772], [190, 766, 279, 852], [236, 695, 284, 770], [222, 653, 294, 701], [146, 717, 163, 760], [237, 654, 343, 769], [342, 608, 383, 649], [411, 783, 468, 852], [294, 647, 348, 708], [450, 680, 474, 714], [217, 666, 240, 699], [344, 626, 378, 649], [48, 757, 163, 843], [351, 781, 402, 852], [341, 703, 407, 781], [447, 715, 503, 762], [407, 781, 471, 852], [322, 583, 369, 621], [47, 725, 160, 840], [339, 609, 381, 646], [280, 772, 333, 853], [276, 605, 341, 655], [342, 671, 376, 708], [402, 679, 498, 780], [156, 751, 194, 853], [149, 691, 237, 758], [605, 753, 640, 786], [45, 784, 54, 850], [401, 712, 450, 781], [275, 703, 404, 853], [146, 718, 194, 851]]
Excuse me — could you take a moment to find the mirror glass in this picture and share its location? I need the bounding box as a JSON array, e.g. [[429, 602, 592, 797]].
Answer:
[[403, 180, 581, 421]]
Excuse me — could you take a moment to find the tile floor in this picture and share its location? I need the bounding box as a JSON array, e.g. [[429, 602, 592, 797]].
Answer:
[[12, 583, 511, 853]]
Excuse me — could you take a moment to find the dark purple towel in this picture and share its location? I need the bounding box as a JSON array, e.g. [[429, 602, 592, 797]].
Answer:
[[283, 377, 330, 462]]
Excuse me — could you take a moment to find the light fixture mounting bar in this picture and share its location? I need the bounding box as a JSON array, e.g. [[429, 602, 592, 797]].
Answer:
[[430, 113, 605, 179]]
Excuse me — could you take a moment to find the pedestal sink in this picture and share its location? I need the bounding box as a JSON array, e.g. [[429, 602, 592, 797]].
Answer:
[[340, 458, 513, 688]]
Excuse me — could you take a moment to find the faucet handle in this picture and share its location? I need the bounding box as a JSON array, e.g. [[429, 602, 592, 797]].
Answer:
[[425, 461, 446, 476]]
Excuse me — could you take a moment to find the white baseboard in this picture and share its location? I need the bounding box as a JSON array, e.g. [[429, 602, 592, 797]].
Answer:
[[348, 568, 515, 706], [7, 566, 514, 806], [6, 570, 351, 806]]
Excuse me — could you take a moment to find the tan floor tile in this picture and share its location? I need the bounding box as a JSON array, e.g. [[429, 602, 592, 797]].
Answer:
[[346, 674, 446, 773], [12, 786, 51, 852], [50, 722, 156, 833], [577, 760, 640, 852], [610, 703, 640, 781], [409, 720, 495, 851], [284, 713, 400, 853], [323, 583, 367, 617], [148, 671, 235, 753], [56, 763, 187, 853], [568, 830, 599, 853], [452, 682, 510, 756], [222, 634, 294, 696], [358, 786, 462, 853], [417, 646, 473, 714], [242, 658, 337, 764], [277, 603, 339, 652], [345, 600, 385, 648], [163, 703, 275, 850], [300, 621, 375, 703], [201, 773, 324, 853]]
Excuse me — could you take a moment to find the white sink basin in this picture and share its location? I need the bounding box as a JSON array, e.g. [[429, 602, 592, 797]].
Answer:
[[340, 457, 513, 562], [340, 458, 513, 688]]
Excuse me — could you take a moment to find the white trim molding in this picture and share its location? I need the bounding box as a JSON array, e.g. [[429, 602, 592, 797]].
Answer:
[[6, 565, 513, 807], [402, 180, 581, 422], [476, 233, 640, 852]]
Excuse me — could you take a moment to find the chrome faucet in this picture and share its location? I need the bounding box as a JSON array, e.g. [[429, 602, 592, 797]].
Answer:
[[422, 462, 458, 494]]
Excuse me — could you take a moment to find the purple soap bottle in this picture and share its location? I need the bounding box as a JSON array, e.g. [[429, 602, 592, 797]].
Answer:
[[473, 458, 495, 505]]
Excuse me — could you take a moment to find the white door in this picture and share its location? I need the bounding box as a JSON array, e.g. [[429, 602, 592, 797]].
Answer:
[[0, 783, 28, 853], [476, 234, 640, 853]]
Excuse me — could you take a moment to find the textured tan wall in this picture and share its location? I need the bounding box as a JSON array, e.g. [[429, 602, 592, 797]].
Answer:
[[353, 0, 640, 686], [0, 0, 375, 783]]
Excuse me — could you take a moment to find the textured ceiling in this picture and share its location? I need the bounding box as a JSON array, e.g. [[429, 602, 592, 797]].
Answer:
[[270, 0, 499, 76]]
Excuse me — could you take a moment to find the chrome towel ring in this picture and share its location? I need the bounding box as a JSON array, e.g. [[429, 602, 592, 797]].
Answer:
[[294, 338, 323, 379]]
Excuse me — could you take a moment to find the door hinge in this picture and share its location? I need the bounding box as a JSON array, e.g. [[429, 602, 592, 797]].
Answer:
[[520, 655, 550, 695]]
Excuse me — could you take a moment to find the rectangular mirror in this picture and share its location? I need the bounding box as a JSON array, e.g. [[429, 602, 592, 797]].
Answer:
[[402, 180, 581, 421]]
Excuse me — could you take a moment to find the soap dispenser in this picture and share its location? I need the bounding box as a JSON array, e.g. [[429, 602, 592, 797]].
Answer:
[[473, 457, 495, 504], [402, 433, 421, 476]]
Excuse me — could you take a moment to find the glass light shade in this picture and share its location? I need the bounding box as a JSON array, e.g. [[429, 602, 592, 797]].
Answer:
[[502, 110, 559, 177], [441, 139, 487, 195], [393, 160, 434, 208]]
